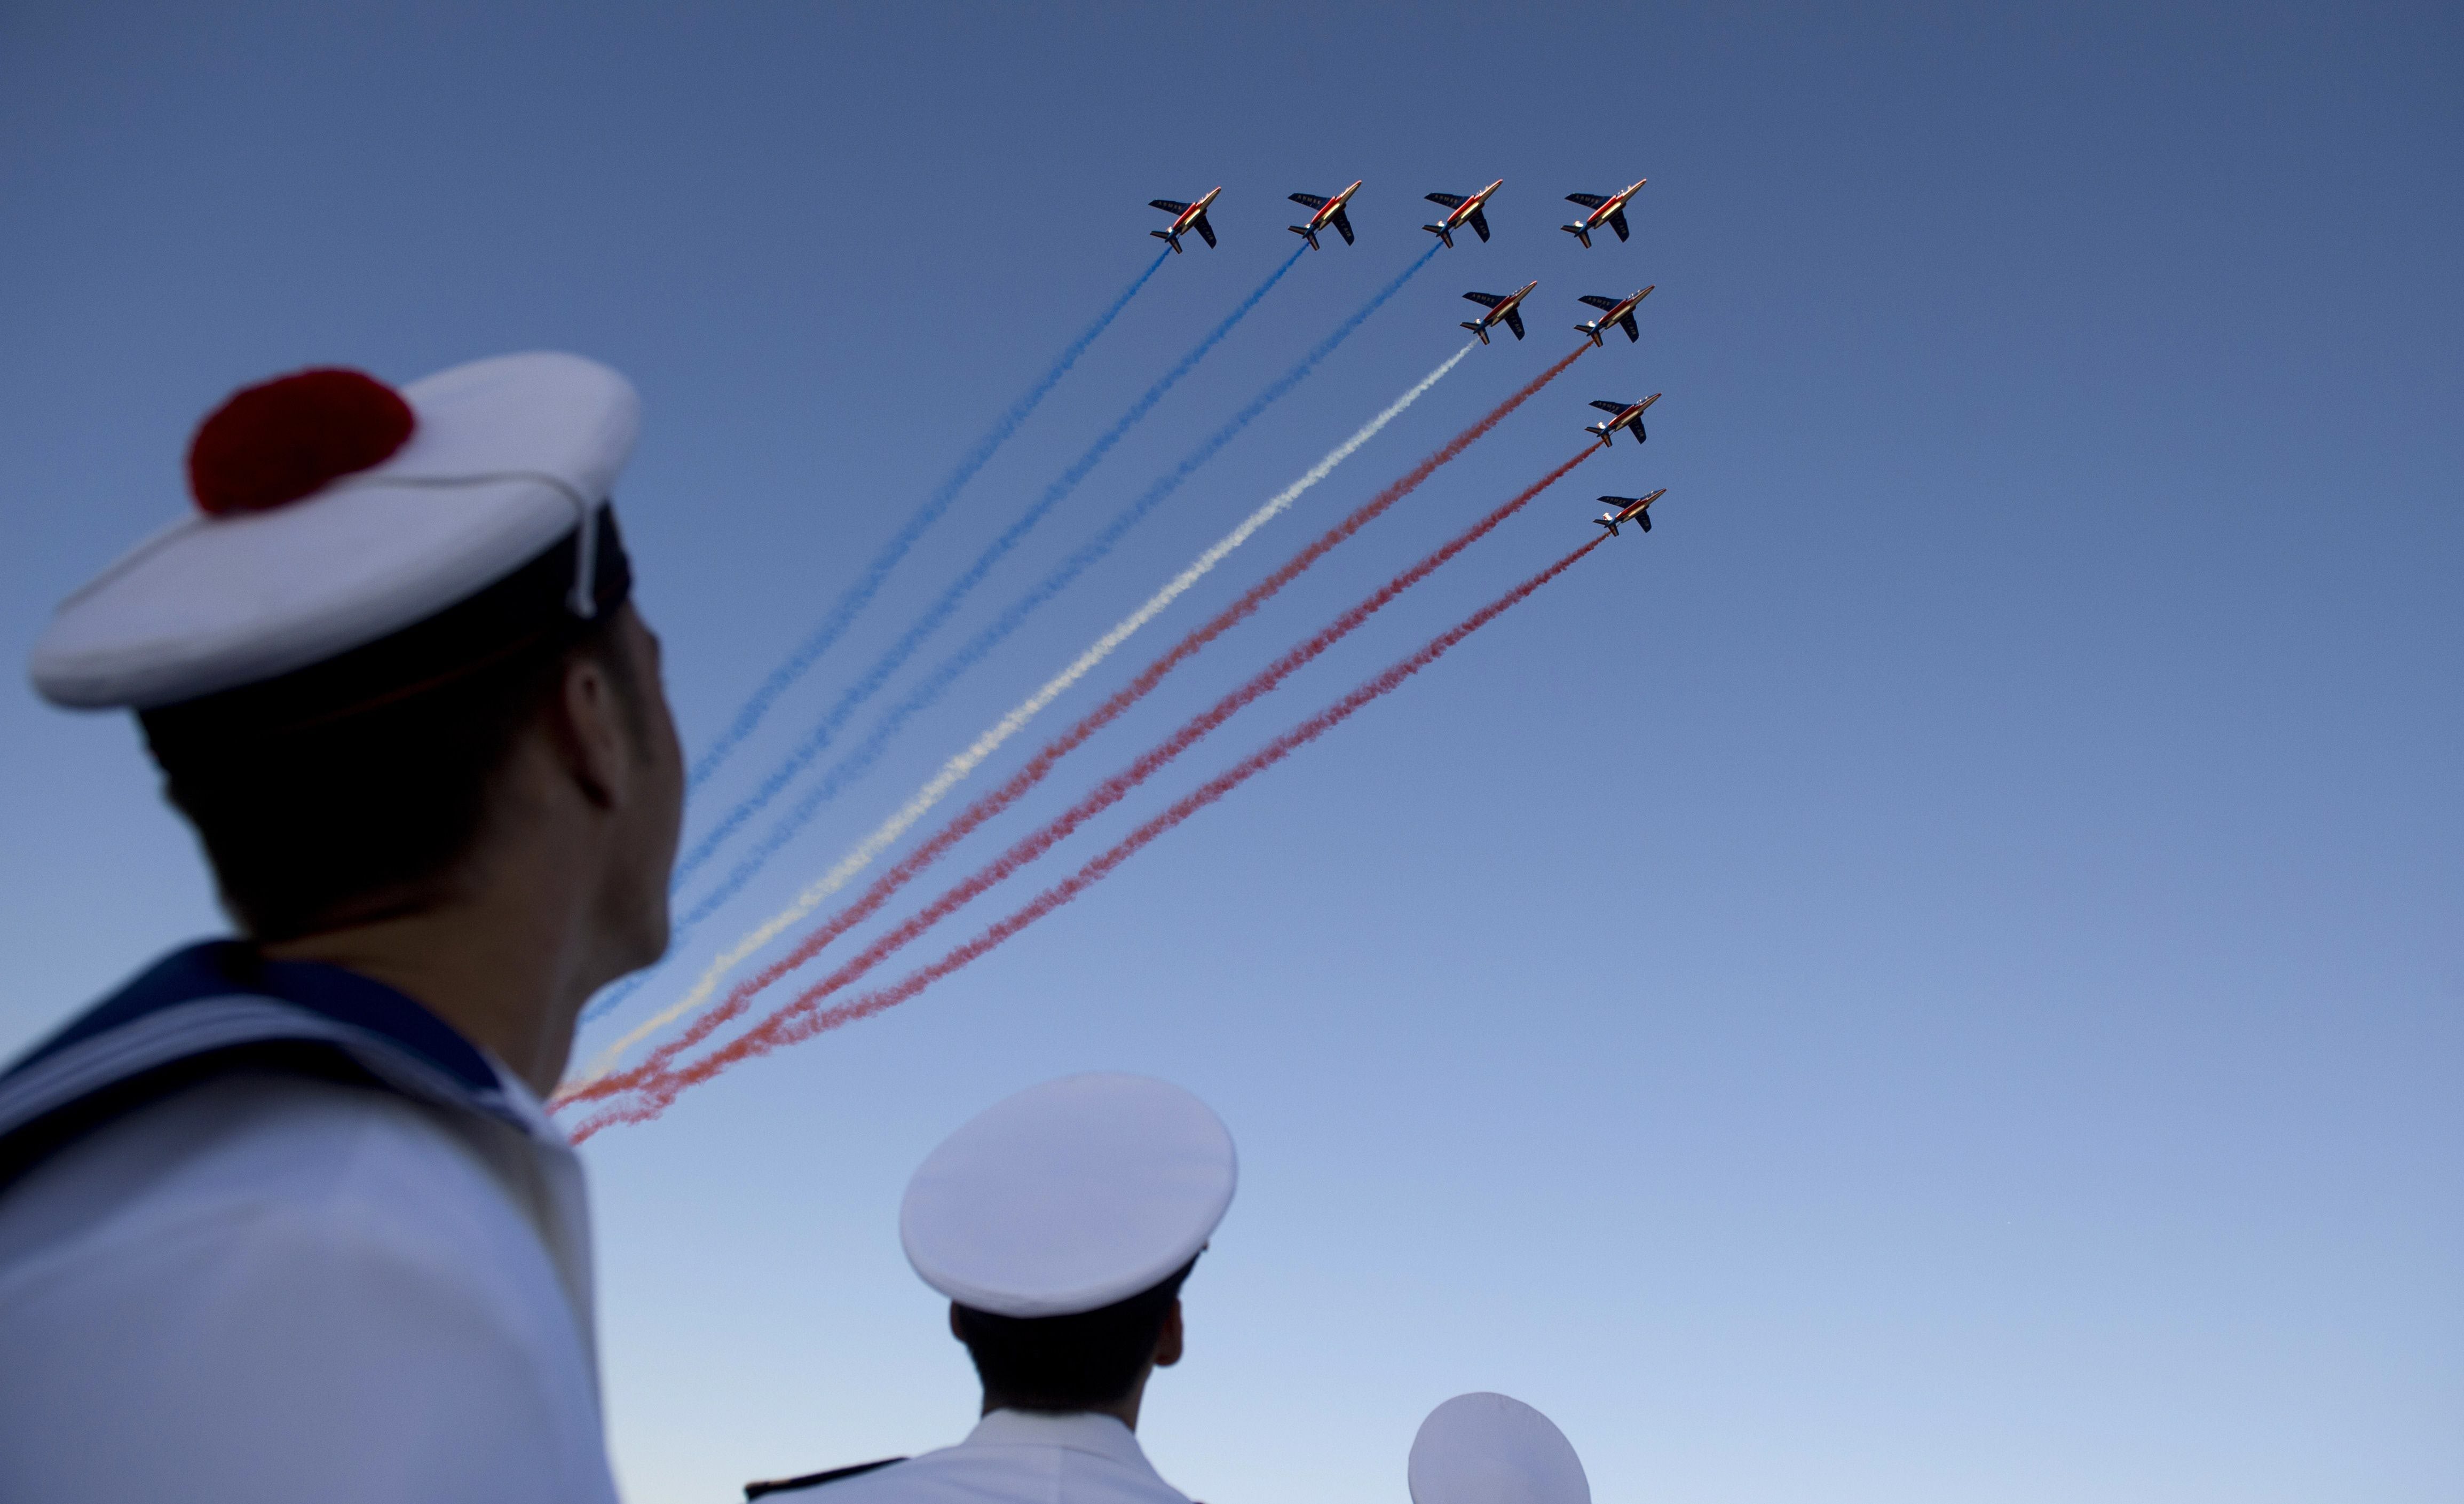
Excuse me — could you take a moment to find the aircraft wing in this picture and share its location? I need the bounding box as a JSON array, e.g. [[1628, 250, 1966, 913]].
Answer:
[[1591, 400, 1632, 415], [1150, 199, 1190, 213], [1618, 312, 1639, 342], [1502, 307, 1525, 339], [1466, 207, 1490, 241], [1195, 215, 1217, 248], [1425, 191, 1466, 208], [1567, 192, 1608, 208], [1330, 207, 1354, 244], [1607, 208, 1631, 241], [1578, 295, 1622, 311], [1290, 192, 1327, 209], [1463, 291, 1504, 308]]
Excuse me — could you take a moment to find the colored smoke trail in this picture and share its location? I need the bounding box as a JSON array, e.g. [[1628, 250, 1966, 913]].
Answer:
[[571, 532, 1609, 1138], [581, 248, 1304, 1027], [668, 250, 1302, 896], [617, 246, 1445, 1018], [562, 343, 1589, 1095], [574, 337, 1473, 1083], [565, 436, 1598, 1115], [685, 249, 1167, 794]]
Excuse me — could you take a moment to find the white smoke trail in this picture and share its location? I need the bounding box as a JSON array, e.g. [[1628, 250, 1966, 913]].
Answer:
[[576, 343, 1475, 1084]]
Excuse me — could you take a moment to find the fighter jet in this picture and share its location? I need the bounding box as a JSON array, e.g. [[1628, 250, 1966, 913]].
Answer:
[[1460, 282, 1539, 344], [1594, 489, 1668, 536], [1150, 187, 1222, 253], [1560, 180, 1647, 247], [1288, 181, 1362, 249], [1583, 393, 1661, 445], [1575, 286, 1655, 346], [1422, 180, 1504, 247]]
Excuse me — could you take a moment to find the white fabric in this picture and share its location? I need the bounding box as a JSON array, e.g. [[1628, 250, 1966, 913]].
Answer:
[[815, 1410, 1194, 1504], [901, 1073, 1236, 1318], [1407, 1392, 1590, 1504], [0, 1064, 619, 1503], [30, 351, 639, 709]]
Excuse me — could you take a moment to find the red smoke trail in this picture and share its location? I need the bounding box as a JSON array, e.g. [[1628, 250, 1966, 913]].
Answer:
[[572, 529, 1608, 1138], [560, 345, 1589, 1112]]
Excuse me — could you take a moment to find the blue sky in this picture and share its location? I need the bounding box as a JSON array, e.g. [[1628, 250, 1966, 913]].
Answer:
[[3, 3, 2458, 1500]]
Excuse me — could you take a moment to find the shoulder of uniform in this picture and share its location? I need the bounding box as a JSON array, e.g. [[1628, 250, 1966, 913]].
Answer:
[[743, 1456, 906, 1499]]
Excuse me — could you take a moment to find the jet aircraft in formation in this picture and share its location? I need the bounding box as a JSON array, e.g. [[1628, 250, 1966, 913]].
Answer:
[[1421, 180, 1505, 247], [1148, 187, 1223, 254], [1574, 286, 1654, 346], [1132, 185, 1675, 543], [1560, 180, 1648, 247], [1286, 181, 1362, 249], [1584, 394, 1661, 446], [1136, 177, 1652, 253], [1459, 282, 1540, 344], [1593, 489, 1668, 536]]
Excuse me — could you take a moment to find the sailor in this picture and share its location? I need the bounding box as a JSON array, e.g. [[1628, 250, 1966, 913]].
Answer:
[[0, 354, 683, 1501], [743, 1073, 1237, 1503], [1407, 1392, 1593, 1504]]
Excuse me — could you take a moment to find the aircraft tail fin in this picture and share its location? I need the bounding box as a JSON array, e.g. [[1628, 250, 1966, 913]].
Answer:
[[1561, 224, 1593, 247], [1423, 224, 1455, 247], [1288, 224, 1319, 249], [1151, 229, 1180, 252], [1461, 321, 1490, 344]]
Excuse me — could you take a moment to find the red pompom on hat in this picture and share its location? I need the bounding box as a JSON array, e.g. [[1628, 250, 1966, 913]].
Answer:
[[185, 367, 417, 516]]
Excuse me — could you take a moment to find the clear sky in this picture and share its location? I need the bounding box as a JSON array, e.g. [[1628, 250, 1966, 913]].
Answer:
[[3, 3, 2458, 1501]]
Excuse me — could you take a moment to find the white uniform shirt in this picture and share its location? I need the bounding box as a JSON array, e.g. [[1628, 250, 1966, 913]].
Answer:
[[807, 1410, 1196, 1504], [0, 947, 620, 1503]]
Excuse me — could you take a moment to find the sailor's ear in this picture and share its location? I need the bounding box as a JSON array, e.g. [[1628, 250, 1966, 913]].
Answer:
[[544, 640, 633, 811], [1152, 1300, 1184, 1369]]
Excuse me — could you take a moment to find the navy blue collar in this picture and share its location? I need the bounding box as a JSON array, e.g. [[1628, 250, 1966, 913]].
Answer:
[[4, 940, 496, 1094]]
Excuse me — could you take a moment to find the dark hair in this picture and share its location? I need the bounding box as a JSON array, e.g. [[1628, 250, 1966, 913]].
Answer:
[[952, 1258, 1197, 1411], [139, 518, 638, 941]]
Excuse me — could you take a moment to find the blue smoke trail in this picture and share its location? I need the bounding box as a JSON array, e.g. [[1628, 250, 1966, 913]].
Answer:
[[684, 249, 1168, 794], [583, 244, 1439, 1019]]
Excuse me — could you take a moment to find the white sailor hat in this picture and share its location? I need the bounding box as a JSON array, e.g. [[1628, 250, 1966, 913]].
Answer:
[[1408, 1393, 1591, 1504], [900, 1073, 1237, 1319], [29, 351, 639, 713]]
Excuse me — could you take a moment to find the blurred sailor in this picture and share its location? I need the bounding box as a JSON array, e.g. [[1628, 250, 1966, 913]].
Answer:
[[1408, 1392, 1592, 1504], [743, 1072, 1236, 1503], [0, 354, 684, 1501]]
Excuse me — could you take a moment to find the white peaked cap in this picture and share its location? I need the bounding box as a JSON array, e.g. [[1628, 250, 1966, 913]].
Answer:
[[1408, 1393, 1591, 1504], [900, 1073, 1237, 1318], [29, 352, 639, 710]]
